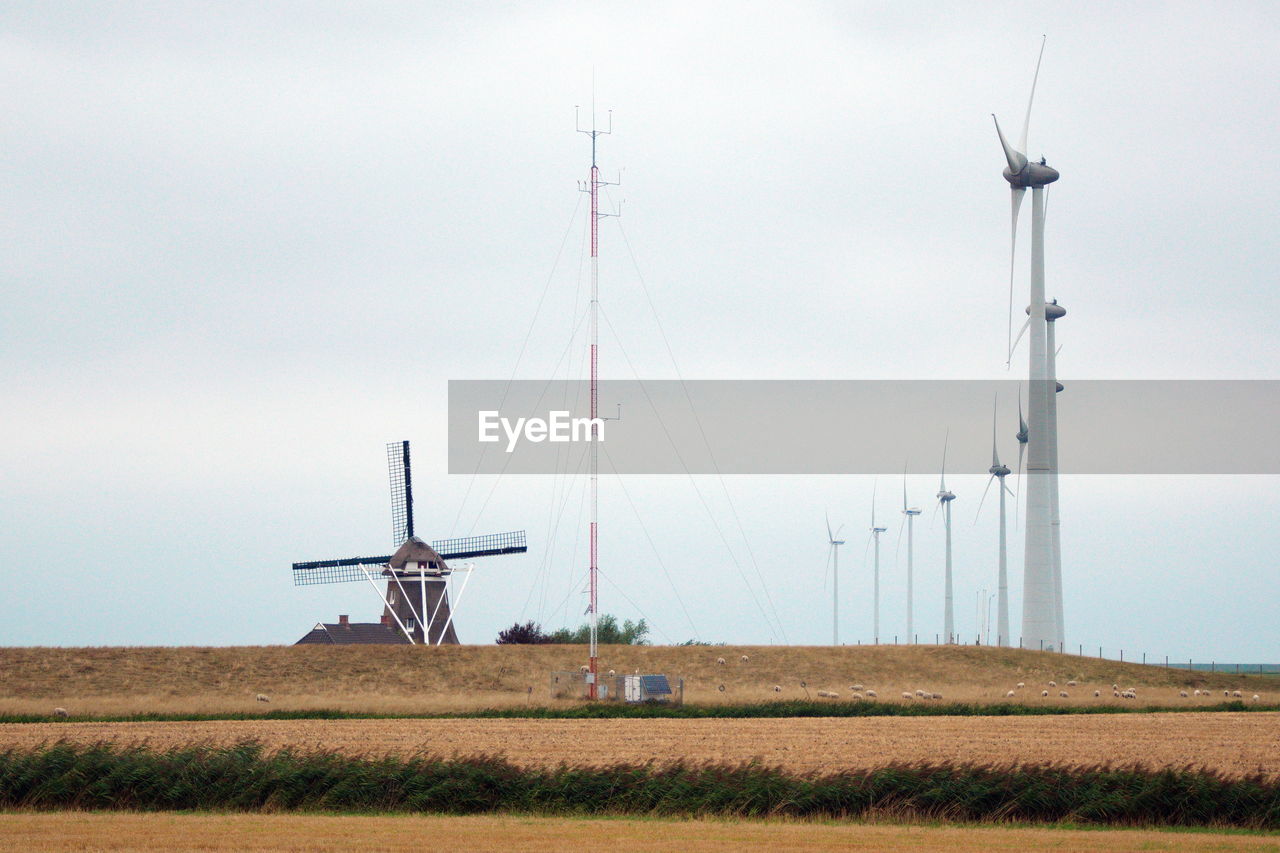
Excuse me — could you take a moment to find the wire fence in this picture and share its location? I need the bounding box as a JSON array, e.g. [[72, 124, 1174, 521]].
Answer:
[[842, 634, 1280, 675]]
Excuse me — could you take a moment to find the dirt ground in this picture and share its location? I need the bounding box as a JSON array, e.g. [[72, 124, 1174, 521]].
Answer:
[[4, 711, 1277, 778], [1, 813, 1277, 852]]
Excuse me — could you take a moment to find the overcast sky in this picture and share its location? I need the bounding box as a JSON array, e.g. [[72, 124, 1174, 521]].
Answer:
[[2, 2, 1277, 661]]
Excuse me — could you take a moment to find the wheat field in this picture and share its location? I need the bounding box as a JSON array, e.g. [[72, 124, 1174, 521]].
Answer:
[[1, 813, 1276, 852], [3, 711, 1276, 778], [0, 644, 1268, 715]]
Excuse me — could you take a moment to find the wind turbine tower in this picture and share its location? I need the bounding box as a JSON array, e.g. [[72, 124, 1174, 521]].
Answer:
[[901, 475, 922, 642], [826, 516, 845, 646], [936, 443, 957, 644], [869, 485, 888, 644], [1046, 300, 1066, 651], [993, 38, 1062, 651]]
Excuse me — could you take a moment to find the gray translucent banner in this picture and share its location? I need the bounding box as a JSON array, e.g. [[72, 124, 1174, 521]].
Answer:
[[448, 380, 1278, 475]]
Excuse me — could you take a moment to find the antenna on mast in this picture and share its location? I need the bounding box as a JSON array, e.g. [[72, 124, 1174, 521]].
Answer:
[[575, 100, 619, 700]]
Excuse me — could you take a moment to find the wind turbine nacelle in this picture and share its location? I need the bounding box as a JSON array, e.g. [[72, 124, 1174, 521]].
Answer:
[[989, 463, 1011, 477], [1025, 302, 1067, 321], [936, 491, 956, 502], [1003, 162, 1059, 188]]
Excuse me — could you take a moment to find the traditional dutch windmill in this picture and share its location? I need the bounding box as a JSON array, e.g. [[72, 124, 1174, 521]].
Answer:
[[292, 441, 527, 645]]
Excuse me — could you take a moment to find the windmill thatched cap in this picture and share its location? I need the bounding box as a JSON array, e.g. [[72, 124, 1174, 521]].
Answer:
[[388, 536, 448, 570]]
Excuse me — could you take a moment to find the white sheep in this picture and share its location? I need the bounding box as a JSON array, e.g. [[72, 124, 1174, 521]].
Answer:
[[850, 692, 863, 700], [1252, 694, 1260, 702], [865, 689, 877, 698], [1113, 691, 1120, 697], [1232, 690, 1243, 698], [1094, 690, 1101, 697], [773, 685, 782, 692], [1048, 680, 1057, 688], [902, 692, 913, 700], [1223, 690, 1230, 698], [1193, 689, 1201, 696], [607, 669, 616, 677], [1122, 690, 1136, 699], [1005, 690, 1016, 698], [740, 655, 750, 663], [915, 689, 926, 697], [932, 693, 943, 700], [716, 657, 726, 666], [1179, 690, 1189, 698], [1016, 682, 1026, 689], [1041, 690, 1049, 697], [1112, 683, 1119, 691], [1067, 680, 1078, 687], [1058, 691, 1069, 698], [851, 683, 864, 692], [256, 694, 270, 703], [579, 665, 589, 673], [817, 690, 838, 699], [52, 707, 68, 718]]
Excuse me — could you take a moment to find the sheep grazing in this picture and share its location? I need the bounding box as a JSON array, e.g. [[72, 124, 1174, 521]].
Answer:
[[740, 655, 750, 663], [1041, 690, 1049, 697], [579, 665, 590, 673], [1252, 694, 1260, 702], [865, 689, 877, 698], [850, 692, 863, 700], [1048, 680, 1057, 688], [1094, 690, 1101, 697], [1193, 689, 1201, 696], [52, 707, 68, 718], [255, 694, 270, 703], [1016, 682, 1025, 689], [915, 689, 926, 697], [1112, 684, 1119, 691], [817, 690, 838, 699], [931, 693, 943, 700], [607, 669, 616, 677], [1179, 690, 1189, 698], [1005, 690, 1016, 698], [1067, 680, 1078, 687], [1223, 690, 1230, 698], [772, 685, 782, 692], [851, 683, 864, 692], [1121, 690, 1136, 700], [902, 692, 913, 700], [1058, 691, 1069, 698], [1113, 691, 1120, 698], [1232, 690, 1243, 698], [716, 657, 726, 666]]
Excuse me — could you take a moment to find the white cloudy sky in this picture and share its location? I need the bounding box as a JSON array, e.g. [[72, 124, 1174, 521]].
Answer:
[[2, 2, 1277, 661]]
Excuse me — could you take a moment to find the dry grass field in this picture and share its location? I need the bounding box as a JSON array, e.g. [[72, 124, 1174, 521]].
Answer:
[[3, 711, 1276, 778], [1, 813, 1276, 852], [0, 643, 1269, 715]]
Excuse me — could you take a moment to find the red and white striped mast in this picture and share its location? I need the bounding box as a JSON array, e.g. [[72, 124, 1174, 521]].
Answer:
[[577, 104, 615, 699]]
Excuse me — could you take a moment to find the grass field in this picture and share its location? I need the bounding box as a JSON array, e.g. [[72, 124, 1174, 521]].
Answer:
[[2, 813, 1277, 852], [0, 644, 1270, 715], [3, 712, 1276, 778]]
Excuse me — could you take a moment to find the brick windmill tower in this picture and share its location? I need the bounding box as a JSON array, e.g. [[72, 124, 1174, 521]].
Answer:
[[293, 441, 527, 645]]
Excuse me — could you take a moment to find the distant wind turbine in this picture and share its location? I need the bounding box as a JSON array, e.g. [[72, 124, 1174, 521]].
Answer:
[[826, 514, 845, 646], [936, 437, 957, 644], [975, 397, 1015, 647], [899, 468, 922, 642], [868, 482, 888, 644]]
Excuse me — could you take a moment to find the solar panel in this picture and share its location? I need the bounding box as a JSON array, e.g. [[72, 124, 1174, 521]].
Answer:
[[640, 674, 672, 696]]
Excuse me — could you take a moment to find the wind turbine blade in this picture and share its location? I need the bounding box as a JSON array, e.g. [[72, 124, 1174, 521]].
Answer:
[[1003, 481, 1016, 497], [871, 479, 878, 528], [894, 516, 905, 565], [902, 464, 908, 512], [993, 115, 1027, 173], [1056, 342, 1063, 357], [991, 394, 1001, 468], [1019, 35, 1047, 156], [826, 512, 833, 542], [1006, 187, 1026, 366], [835, 524, 845, 539], [1009, 314, 1031, 364], [939, 430, 949, 491], [974, 474, 996, 524]]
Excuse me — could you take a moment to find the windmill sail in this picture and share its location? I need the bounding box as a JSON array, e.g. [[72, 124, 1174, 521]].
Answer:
[[388, 440, 414, 544], [292, 530, 528, 585]]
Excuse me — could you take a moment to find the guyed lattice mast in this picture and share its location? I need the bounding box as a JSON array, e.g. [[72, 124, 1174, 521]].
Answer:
[[578, 105, 615, 698]]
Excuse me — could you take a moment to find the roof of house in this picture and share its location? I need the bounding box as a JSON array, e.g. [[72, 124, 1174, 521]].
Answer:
[[294, 622, 411, 645], [388, 536, 449, 570]]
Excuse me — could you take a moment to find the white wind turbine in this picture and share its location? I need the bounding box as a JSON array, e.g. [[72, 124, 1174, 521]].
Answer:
[[868, 482, 888, 644], [975, 397, 1015, 647], [993, 36, 1062, 651], [898, 469, 922, 642], [935, 438, 957, 644], [825, 514, 845, 646]]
